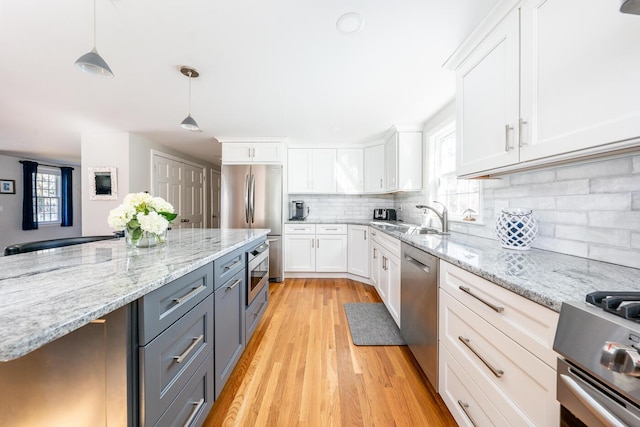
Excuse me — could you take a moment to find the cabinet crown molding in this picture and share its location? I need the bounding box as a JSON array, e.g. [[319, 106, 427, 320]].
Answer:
[[444, 0, 522, 71], [217, 137, 288, 145]]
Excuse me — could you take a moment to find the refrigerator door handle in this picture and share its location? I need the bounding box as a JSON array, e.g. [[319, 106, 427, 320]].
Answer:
[[244, 174, 250, 224], [249, 174, 256, 224]]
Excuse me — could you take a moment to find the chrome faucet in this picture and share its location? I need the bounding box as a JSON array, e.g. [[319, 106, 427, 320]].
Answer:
[[415, 201, 449, 233]]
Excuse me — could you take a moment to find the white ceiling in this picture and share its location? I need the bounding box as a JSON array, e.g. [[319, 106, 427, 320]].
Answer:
[[0, 0, 497, 166]]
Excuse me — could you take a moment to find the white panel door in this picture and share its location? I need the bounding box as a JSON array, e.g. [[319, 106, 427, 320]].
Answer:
[[456, 9, 520, 177], [287, 149, 313, 193], [347, 225, 369, 277], [153, 155, 183, 222], [364, 144, 385, 193], [181, 164, 204, 228], [285, 235, 315, 271], [210, 170, 220, 228], [315, 234, 347, 272], [336, 148, 364, 194], [311, 149, 336, 194], [520, 0, 640, 161]]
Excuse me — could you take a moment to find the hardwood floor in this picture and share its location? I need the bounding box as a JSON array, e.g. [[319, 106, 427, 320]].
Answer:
[[204, 278, 456, 426]]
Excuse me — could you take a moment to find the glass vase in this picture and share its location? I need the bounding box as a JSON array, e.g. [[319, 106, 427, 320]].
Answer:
[[125, 228, 158, 248]]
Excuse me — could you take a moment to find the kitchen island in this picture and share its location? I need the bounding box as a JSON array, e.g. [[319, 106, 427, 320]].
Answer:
[[0, 228, 268, 427]]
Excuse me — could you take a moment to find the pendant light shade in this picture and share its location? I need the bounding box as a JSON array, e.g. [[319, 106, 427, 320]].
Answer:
[[75, 48, 113, 78], [75, 0, 114, 78], [180, 67, 200, 132]]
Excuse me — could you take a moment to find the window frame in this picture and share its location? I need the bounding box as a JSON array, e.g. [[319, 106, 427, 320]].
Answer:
[[34, 166, 62, 225], [428, 119, 483, 224]]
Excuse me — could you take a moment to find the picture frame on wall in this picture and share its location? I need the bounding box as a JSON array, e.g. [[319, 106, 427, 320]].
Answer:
[[88, 167, 118, 201], [0, 179, 16, 194]]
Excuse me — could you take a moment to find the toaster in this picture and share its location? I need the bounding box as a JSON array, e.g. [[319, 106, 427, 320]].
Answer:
[[373, 209, 397, 221]]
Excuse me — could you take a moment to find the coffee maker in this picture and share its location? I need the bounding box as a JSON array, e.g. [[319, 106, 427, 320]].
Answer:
[[290, 200, 308, 220]]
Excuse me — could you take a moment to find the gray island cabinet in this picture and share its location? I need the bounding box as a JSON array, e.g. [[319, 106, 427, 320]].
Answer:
[[0, 228, 269, 427]]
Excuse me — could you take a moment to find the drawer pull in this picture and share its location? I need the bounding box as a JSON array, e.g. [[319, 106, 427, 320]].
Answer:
[[458, 286, 504, 313], [224, 259, 242, 271], [226, 278, 242, 291], [173, 285, 206, 306], [183, 397, 205, 427], [324, 228, 338, 230], [458, 336, 504, 378], [293, 228, 307, 230], [457, 400, 478, 427], [174, 335, 204, 364]]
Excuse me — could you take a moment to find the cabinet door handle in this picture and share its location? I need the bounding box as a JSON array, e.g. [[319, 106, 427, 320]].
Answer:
[[373, 247, 377, 259], [325, 228, 338, 231], [380, 178, 383, 188], [174, 335, 204, 364], [519, 118, 528, 147], [364, 230, 367, 240], [458, 336, 504, 378], [183, 398, 205, 427], [180, 218, 190, 223], [504, 124, 514, 151], [252, 147, 256, 158], [317, 239, 319, 248], [457, 400, 478, 427], [458, 286, 504, 313], [311, 239, 314, 248], [224, 259, 242, 271], [172, 285, 206, 306], [248, 147, 252, 158], [226, 278, 242, 291]]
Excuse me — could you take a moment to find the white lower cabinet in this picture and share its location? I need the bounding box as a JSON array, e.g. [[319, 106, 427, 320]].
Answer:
[[347, 225, 369, 278], [438, 261, 559, 426], [284, 224, 347, 272], [369, 228, 401, 327]]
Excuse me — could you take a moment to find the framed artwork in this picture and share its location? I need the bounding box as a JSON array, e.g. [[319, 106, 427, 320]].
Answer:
[[88, 167, 118, 201], [0, 179, 16, 194]]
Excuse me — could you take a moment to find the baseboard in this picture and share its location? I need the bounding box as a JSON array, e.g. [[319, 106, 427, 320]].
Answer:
[[284, 272, 371, 285]]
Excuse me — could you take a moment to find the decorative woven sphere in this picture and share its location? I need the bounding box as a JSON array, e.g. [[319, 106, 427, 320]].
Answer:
[[495, 208, 538, 250]]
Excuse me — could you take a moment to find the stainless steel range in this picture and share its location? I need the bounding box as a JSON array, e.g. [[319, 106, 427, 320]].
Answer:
[[554, 292, 640, 426]]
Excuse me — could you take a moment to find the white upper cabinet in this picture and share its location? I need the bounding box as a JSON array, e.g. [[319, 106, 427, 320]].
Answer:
[[364, 144, 385, 193], [519, 0, 640, 162], [456, 8, 520, 176], [336, 148, 364, 194], [450, 0, 640, 177], [221, 142, 284, 164], [287, 148, 336, 193], [385, 129, 422, 192]]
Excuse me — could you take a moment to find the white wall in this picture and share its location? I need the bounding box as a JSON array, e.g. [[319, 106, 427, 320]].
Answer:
[[81, 132, 131, 235], [0, 154, 82, 253]]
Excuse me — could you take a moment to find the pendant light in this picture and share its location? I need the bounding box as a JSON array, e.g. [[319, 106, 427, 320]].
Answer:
[[75, 0, 114, 78], [180, 67, 200, 132]]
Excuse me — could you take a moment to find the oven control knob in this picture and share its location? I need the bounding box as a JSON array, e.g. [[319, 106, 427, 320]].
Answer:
[[601, 342, 640, 377]]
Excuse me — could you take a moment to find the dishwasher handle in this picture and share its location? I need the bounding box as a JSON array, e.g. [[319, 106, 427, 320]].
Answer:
[[404, 254, 431, 274]]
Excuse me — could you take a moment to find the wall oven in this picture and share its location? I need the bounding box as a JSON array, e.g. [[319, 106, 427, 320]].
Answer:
[[554, 292, 640, 427], [247, 240, 269, 305]]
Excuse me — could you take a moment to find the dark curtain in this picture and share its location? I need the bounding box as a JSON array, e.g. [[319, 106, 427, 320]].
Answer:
[[60, 167, 73, 227], [21, 161, 38, 230]]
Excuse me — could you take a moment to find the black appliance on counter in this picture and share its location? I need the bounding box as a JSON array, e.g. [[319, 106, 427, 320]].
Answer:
[[290, 200, 308, 220], [554, 291, 640, 426], [373, 208, 397, 221]]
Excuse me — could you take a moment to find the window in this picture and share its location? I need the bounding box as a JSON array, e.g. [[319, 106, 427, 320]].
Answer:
[[34, 167, 61, 224], [430, 121, 482, 222]]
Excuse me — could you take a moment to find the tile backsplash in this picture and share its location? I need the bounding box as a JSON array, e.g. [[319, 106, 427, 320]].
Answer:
[[287, 194, 394, 222], [396, 153, 640, 269], [290, 153, 640, 269]]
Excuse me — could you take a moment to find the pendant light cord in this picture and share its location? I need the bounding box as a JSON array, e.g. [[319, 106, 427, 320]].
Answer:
[[93, 0, 97, 48], [188, 71, 192, 115]]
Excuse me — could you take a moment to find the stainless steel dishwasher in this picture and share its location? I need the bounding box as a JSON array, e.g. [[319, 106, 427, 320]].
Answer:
[[400, 242, 438, 391]]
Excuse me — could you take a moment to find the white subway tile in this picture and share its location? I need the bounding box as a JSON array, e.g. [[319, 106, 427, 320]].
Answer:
[[588, 211, 640, 230], [633, 156, 640, 173], [631, 232, 640, 249], [556, 157, 632, 180], [508, 197, 556, 210], [532, 236, 589, 258], [556, 194, 631, 211], [591, 176, 640, 194], [510, 169, 556, 186], [556, 225, 630, 246], [633, 194, 640, 211], [536, 210, 588, 225]]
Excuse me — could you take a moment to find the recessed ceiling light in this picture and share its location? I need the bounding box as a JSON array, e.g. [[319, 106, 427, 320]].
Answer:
[[336, 12, 365, 34]]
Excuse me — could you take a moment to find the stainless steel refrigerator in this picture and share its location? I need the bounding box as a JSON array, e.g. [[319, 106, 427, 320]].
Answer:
[[221, 164, 283, 282]]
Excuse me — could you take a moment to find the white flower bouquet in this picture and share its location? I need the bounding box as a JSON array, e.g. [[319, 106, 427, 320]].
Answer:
[[108, 192, 177, 247]]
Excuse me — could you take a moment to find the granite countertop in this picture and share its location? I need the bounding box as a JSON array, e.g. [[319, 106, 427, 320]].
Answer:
[[287, 219, 640, 312], [0, 228, 269, 362]]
